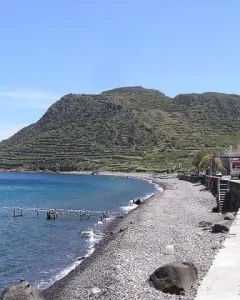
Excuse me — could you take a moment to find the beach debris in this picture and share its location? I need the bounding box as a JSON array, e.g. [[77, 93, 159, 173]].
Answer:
[[198, 220, 212, 228], [76, 256, 85, 261], [117, 212, 127, 218], [0, 280, 41, 300], [149, 262, 198, 295], [212, 220, 231, 233], [119, 227, 128, 233], [90, 287, 102, 296], [224, 212, 234, 221], [164, 245, 174, 255]]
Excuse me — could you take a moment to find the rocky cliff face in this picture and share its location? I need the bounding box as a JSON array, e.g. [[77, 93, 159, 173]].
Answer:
[[0, 87, 240, 172]]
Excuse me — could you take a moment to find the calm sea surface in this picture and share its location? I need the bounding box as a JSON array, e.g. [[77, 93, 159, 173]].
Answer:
[[0, 172, 156, 291]]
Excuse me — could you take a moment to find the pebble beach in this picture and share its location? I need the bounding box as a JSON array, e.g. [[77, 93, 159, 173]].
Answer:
[[41, 177, 226, 300]]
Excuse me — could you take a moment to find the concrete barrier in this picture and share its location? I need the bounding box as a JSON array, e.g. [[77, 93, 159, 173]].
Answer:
[[228, 181, 240, 211]]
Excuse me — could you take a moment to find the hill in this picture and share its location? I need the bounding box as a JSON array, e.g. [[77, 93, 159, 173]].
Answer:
[[0, 86, 240, 172]]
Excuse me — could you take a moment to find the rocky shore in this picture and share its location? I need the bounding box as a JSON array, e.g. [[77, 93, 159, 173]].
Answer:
[[40, 178, 226, 300]]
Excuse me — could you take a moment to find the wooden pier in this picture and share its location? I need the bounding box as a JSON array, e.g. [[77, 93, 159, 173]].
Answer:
[[4, 206, 120, 221], [47, 209, 58, 220]]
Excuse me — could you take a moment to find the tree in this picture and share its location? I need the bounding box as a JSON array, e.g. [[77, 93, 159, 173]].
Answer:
[[192, 148, 209, 169], [214, 157, 222, 170], [193, 149, 222, 171], [198, 154, 211, 170]]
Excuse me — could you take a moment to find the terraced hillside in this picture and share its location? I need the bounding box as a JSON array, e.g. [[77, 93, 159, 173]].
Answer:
[[0, 86, 240, 172]]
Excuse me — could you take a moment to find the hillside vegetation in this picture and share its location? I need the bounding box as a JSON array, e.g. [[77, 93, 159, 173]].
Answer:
[[0, 86, 240, 172]]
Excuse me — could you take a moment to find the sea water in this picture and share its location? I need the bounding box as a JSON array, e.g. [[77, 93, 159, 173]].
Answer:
[[0, 172, 156, 291]]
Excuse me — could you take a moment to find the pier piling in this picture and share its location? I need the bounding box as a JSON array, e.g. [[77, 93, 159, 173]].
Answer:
[[13, 208, 23, 218]]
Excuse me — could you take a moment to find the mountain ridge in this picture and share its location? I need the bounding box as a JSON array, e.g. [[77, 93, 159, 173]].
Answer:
[[0, 86, 240, 172]]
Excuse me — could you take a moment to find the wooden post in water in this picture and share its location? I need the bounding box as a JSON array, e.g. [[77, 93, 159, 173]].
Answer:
[[14, 208, 23, 218]]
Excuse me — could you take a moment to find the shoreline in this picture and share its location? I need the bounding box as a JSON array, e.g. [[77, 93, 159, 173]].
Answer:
[[41, 178, 226, 300], [39, 182, 159, 292], [39, 173, 160, 295], [0, 169, 158, 178], [60, 170, 157, 179], [41, 188, 162, 300], [36, 172, 159, 292], [39, 172, 159, 293]]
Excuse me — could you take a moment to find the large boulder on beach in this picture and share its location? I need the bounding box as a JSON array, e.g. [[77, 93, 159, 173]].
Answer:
[[149, 262, 198, 295], [212, 206, 220, 213], [0, 280, 41, 300], [134, 198, 142, 205], [212, 220, 231, 233], [224, 212, 234, 221]]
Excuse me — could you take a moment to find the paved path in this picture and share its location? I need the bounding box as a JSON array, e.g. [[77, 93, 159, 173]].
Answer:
[[196, 211, 240, 300]]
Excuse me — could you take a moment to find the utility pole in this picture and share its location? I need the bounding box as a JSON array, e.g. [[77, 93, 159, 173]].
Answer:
[[212, 156, 216, 175]]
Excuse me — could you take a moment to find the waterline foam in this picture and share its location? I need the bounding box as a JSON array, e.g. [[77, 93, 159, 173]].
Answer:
[[37, 222, 106, 290]]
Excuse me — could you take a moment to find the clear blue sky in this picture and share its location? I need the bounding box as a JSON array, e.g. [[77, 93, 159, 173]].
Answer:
[[0, 0, 240, 140]]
